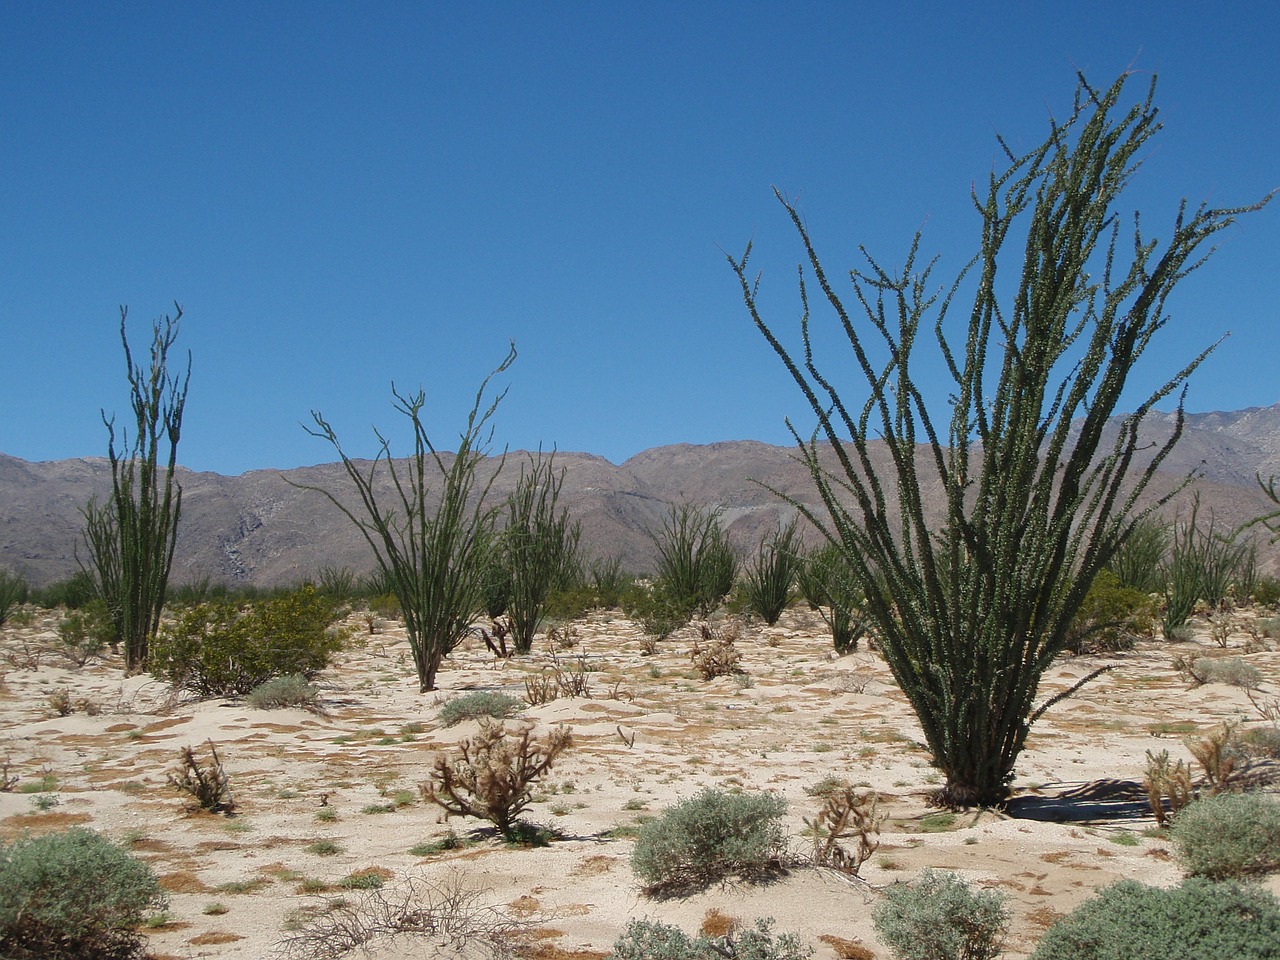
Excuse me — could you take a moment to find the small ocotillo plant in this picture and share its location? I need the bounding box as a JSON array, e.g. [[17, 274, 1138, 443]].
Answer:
[[743, 518, 802, 626], [731, 72, 1271, 806], [651, 503, 737, 620], [796, 542, 866, 653], [500, 452, 581, 654], [79, 306, 190, 673], [297, 346, 514, 692]]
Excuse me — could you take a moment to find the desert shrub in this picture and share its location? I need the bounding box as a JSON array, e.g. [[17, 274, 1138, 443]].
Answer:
[[1252, 577, 1280, 608], [623, 580, 691, 640], [438, 691, 525, 727], [1028, 877, 1280, 960], [1233, 725, 1280, 760], [245, 673, 320, 710], [632, 788, 787, 895], [611, 916, 812, 960], [0, 570, 27, 627], [1063, 570, 1156, 654], [1169, 791, 1280, 879], [0, 827, 167, 960], [1143, 749, 1194, 828], [872, 869, 1008, 960], [1186, 655, 1263, 690], [28, 570, 97, 610], [742, 520, 802, 626], [420, 721, 572, 838], [52, 600, 114, 665], [151, 585, 343, 696], [168, 742, 235, 814]]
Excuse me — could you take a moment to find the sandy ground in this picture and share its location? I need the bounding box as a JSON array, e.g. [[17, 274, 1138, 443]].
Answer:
[[1, 604, 1277, 959]]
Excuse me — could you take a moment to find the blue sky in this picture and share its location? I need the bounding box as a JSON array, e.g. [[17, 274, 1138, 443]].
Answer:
[[2, 2, 1276, 475]]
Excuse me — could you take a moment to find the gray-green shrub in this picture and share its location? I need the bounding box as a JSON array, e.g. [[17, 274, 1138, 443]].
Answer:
[[631, 788, 786, 895], [1029, 877, 1280, 960], [1188, 656, 1263, 690], [438, 691, 525, 727], [872, 869, 1008, 960], [611, 917, 812, 960], [245, 673, 320, 710], [1170, 791, 1280, 879], [0, 827, 167, 959]]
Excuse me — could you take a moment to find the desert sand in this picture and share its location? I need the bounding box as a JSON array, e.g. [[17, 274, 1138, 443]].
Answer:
[[1, 604, 1277, 959]]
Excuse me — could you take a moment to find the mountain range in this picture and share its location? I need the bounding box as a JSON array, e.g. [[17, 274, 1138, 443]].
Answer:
[[3, 404, 1279, 589]]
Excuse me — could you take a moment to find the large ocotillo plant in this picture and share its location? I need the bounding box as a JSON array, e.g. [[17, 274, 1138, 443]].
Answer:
[[503, 452, 582, 654], [731, 73, 1270, 807], [298, 347, 514, 692], [80, 307, 190, 674]]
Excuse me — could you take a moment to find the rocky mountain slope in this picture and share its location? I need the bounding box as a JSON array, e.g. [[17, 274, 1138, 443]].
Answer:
[[3, 404, 1279, 588]]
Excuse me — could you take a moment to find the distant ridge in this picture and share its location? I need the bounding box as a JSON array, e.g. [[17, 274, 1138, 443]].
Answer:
[[2, 406, 1278, 588]]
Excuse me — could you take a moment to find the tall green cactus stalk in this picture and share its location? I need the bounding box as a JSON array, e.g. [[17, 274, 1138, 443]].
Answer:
[[731, 73, 1270, 807], [81, 307, 190, 673]]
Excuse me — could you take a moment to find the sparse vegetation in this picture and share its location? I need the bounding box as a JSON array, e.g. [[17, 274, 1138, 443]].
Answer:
[[438, 691, 525, 727]]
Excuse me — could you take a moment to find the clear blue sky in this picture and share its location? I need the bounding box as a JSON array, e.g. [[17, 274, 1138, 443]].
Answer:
[[2, 2, 1276, 475]]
